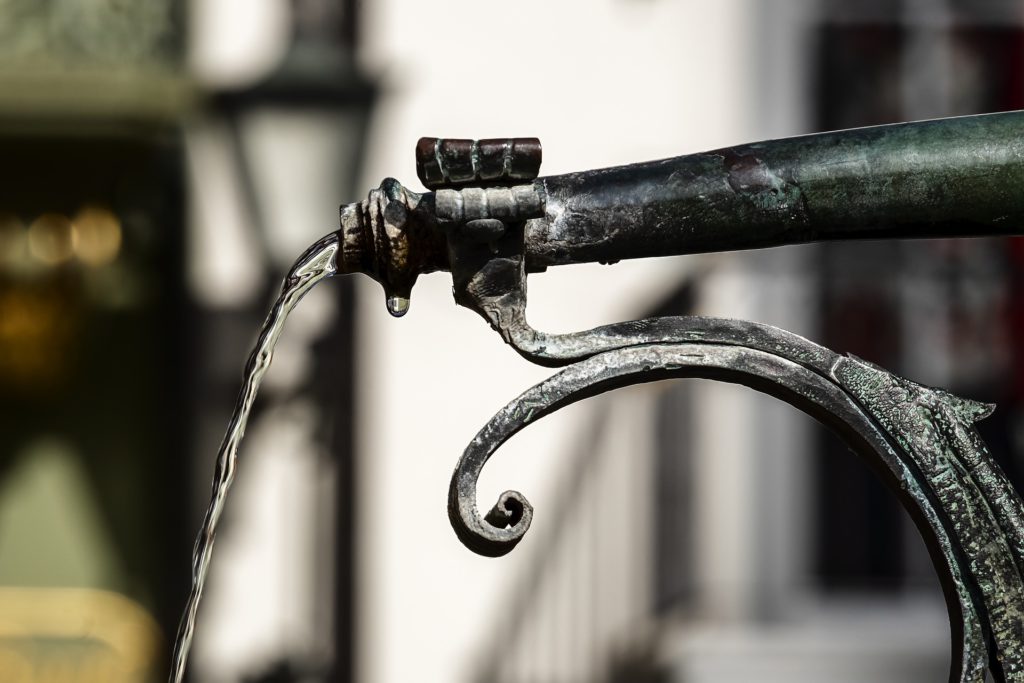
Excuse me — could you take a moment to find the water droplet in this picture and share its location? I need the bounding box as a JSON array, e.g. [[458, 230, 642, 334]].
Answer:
[[386, 295, 410, 317]]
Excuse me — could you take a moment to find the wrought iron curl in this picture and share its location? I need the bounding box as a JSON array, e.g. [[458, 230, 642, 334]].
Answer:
[[447, 317, 1024, 683]]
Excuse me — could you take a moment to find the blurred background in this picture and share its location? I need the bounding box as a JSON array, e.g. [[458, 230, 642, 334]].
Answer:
[[1, 0, 1023, 681]]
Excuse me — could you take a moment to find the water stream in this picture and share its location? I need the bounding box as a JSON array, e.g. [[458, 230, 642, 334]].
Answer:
[[169, 232, 340, 683]]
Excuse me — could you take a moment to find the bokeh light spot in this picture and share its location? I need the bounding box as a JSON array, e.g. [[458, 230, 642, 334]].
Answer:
[[72, 205, 122, 267], [27, 213, 76, 266], [0, 213, 27, 271]]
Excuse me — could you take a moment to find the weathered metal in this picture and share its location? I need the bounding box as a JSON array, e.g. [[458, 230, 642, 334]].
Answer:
[[337, 109, 1024, 682], [447, 319, 1024, 682], [415, 137, 542, 190], [338, 111, 1024, 315], [525, 112, 1024, 268]]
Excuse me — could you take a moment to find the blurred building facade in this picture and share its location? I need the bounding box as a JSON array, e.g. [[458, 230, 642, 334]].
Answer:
[[0, 1, 371, 682], [0, 2, 190, 681]]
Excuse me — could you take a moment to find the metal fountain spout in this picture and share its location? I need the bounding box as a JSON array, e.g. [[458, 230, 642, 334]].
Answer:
[[334, 110, 1024, 683]]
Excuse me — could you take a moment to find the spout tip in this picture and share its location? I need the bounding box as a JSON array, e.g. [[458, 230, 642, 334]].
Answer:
[[337, 179, 447, 316]]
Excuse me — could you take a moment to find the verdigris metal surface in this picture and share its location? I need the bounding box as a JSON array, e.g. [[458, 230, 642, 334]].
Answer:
[[336, 111, 1024, 313], [527, 111, 1024, 268], [446, 321, 1024, 682], [334, 112, 1024, 681]]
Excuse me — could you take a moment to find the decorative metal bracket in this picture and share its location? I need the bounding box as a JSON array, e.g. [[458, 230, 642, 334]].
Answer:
[[335, 111, 1024, 682]]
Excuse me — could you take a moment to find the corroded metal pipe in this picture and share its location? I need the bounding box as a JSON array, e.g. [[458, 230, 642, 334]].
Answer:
[[528, 111, 1024, 268], [337, 111, 1024, 311]]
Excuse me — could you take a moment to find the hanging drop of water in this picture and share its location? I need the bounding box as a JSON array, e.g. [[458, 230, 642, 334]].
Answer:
[[386, 295, 410, 317]]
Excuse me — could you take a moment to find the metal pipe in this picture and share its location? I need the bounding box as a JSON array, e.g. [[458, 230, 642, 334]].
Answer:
[[337, 111, 1024, 310], [526, 110, 1024, 269]]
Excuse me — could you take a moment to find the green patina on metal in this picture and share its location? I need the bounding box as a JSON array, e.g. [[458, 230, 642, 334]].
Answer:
[[336, 111, 1024, 313], [836, 358, 1024, 681], [445, 331, 1003, 682]]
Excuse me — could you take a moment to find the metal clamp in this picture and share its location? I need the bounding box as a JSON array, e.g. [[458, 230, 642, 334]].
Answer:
[[415, 137, 542, 190], [419, 137, 546, 244]]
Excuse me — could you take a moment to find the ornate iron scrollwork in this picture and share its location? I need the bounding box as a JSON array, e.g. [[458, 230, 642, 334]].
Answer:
[[335, 111, 1024, 682], [447, 318, 1024, 682]]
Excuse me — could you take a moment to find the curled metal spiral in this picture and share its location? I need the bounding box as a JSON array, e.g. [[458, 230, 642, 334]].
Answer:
[[447, 316, 1024, 683]]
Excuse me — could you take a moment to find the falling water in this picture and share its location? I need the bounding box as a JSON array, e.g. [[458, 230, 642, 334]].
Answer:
[[169, 232, 340, 683]]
